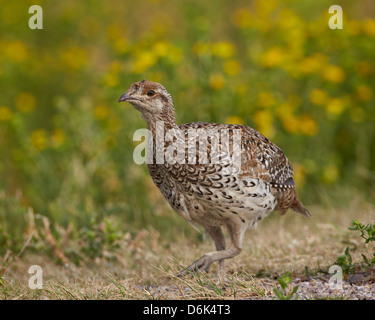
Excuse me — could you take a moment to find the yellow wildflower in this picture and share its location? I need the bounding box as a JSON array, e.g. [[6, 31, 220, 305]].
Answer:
[[4, 40, 28, 63], [131, 51, 157, 74], [223, 60, 241, 76], [326, 98, 346, 115], [209, 73, 225, 90], [15, 92, 36, 113], [276, 97, 301, 134], [310, 89, 329, 106], [299, 114, 318, 136], [276, 102, 296, 120], [280, 113, 300, 134], [277, 8, 303, 31], [31, 129, 48, 151], [363, 19, 375, 37], [260, 46, 284, 68], [253, 110, 275, 138], [300, 53, 328, 74], [322, 65, 345, 83], [0, 106, 12, 121], [211, 42, 236, 59], [103, 61, 122, 87], [225, 115, 245, 125], [293, 163, 306, 187], [194, 41, 235, 59], [346, 20, 361, 36], [356, 85, 373, 101], [61, 46, 87, 70], [193, 42, 209, 56], [255, 0, 280, 18], [153, 41, 169, 58]]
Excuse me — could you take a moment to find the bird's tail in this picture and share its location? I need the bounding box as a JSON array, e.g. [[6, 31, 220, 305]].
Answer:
[[291, 195, 311, 218]]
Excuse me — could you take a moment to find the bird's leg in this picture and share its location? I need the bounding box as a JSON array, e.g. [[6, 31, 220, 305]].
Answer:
[[177, 226, 226, 277], [205, 226, 226, 280], [178, 221, 247, 278]]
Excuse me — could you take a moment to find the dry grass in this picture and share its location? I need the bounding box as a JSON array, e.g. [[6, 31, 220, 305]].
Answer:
[[1, 200, 374, 300]]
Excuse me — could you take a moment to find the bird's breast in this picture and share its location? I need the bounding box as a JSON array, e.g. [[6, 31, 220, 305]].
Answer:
[[148, 162, 278, 227]]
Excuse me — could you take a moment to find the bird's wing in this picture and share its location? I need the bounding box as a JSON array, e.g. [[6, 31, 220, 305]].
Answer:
[[175, 122, 295, 189], [239, 125, 295, 189]]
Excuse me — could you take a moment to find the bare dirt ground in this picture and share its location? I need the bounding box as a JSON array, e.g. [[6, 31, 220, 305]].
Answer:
[[1, 199, 374, 300]]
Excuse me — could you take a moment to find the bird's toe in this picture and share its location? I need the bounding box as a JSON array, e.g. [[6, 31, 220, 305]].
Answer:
[[177, 255, 213, 277]]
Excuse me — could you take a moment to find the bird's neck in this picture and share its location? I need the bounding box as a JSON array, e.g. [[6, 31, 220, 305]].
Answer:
[[143, 110, 179, 133], [143, 110, 182, 167]]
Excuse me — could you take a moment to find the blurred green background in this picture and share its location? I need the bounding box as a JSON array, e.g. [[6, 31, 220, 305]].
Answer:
[[0, 0, 374, 257]]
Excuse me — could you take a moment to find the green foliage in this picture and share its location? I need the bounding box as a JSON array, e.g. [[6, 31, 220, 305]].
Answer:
[[80, 217, 124, 260], [273, 272, 299, 300], [348, 219, 375, 266], [349, 220, 375, 245], [334, 247, 356, 275], [334, 219, 375, 275], [1, 1, 375, 259]]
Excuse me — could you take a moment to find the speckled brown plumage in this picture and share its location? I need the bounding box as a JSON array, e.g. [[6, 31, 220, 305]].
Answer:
[[118, 80, 311, 278]]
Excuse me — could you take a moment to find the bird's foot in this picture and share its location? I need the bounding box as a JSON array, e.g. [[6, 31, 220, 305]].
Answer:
[[177, 255, 213, 277]]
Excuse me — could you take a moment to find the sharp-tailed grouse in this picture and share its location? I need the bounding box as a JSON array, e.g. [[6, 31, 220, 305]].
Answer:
[[118, 80, 311, 277]]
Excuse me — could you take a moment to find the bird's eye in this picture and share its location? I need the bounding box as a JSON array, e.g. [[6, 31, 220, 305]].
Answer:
[[147, 90, 155, 96]]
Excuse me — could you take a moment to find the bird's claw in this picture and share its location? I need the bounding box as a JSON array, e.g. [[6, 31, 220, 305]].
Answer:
[[177, 255, 213, 277]]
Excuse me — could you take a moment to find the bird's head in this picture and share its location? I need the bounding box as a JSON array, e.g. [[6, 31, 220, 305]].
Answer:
[[118, 80, 174, 121]]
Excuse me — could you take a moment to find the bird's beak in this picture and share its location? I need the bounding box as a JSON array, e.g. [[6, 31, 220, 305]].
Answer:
[[118, 91, 142, 103], [118, 92, 130, 103]]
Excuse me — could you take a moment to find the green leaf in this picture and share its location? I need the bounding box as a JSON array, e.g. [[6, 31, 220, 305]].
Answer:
[[291, 285, 299, 296], [273, 288, 286, 300]]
